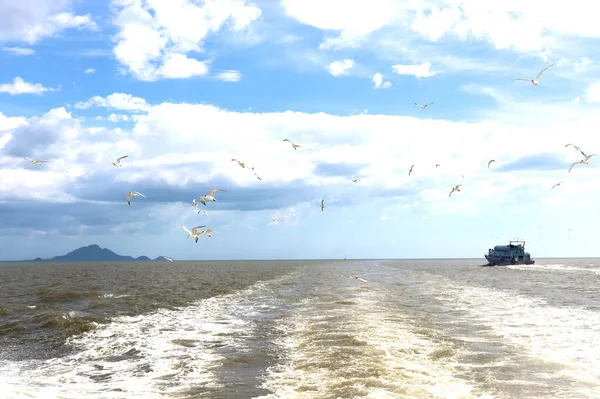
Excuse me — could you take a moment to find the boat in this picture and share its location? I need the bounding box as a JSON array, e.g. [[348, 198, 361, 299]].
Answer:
[[484, 240, 535, 266]]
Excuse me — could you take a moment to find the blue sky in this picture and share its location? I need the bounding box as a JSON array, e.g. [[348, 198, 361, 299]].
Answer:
[[1, 0, 600, 261]]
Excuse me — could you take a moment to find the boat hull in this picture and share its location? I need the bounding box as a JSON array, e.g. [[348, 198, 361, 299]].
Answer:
[[485, 255, 535, 266]]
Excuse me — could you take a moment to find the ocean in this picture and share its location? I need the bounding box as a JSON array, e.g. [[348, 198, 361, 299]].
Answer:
[[0, 259, 599, 398]]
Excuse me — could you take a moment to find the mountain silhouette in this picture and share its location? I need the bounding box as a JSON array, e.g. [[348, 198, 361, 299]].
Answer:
[[29, 244, 163, 262]]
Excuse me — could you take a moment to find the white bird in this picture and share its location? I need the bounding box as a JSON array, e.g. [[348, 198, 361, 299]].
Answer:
[[283, 138, 301, 150], [231, 158, 246, 168], [351, 175, 359, 183], [347, 275, 368, 283], [414, 102, 434, 109], [514, 63, 554, 86], [182, 225, 206, 243], [271, 217, 278, 224], [251, 166, 262, 180], [192, 199, 197, 207], [565, 143, 586, 157], [162, 256, 174, 263], [199, 228, 213, 237], [199, 188, 227, 205], [321, 199, 325, 212], [197, 209, 209, 216], [112, 155, 128, 167], [449, 184, 462, 197], [24, 157, 48, 166], [125, 191, 146, 205], [487, 159, 495, 168], [568, 153, 597, 173], [551, 181, 563, 189]]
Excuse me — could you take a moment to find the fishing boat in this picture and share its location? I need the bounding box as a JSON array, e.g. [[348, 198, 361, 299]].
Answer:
[[485, 240, 535, 266]]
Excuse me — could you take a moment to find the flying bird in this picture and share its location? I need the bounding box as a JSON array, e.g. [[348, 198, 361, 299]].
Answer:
[[272, 217, 278, 224], [283, 138, 301, 150], [24, 157, 48, 166], [414, 102, 434, 109], [199, 188, 227, 205], [565, 143, 586, 157], [568, 153, 597, 173], [551, 181, 563, 189], [162, 256, 174, 263], [182, 225, 206, 243], [197, 209, 209, 216], [435, 164, 440, 167], [347, 275, 368, 283], [408, 165, 414, 176], [125, 191, 146, 205], [231, 159, 246, 168], [351, 175, 359, 183], [321, 199, 325, 212], [487, 159, 495, 168], [112, 155, 128, 167], [514, 63, 554, 86], [251, 166, 262, 180], [192, 199, 197, 207], [449, 184, 462, 197], [199, 228, 213, 237]]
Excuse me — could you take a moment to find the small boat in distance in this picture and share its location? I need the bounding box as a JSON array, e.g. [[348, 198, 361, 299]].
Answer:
[[485, 240, 535, 266]]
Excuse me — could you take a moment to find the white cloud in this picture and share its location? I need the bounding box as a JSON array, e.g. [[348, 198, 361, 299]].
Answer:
[[372, 72, 391, 89], [0, 0, 97, 44], [392, 62, 436, 78], [2, 93, 600, 211], [584, 82, 600, 104], [84, 68, 95, 74], [0, 77, 59, 95], [107, 113, 130, 123], [280, 0, 600, 54], [74, 93, 150, 112], [215, 70, 242, 82], [110, 0, 262, 81], [326, 59, 354, 77], [1, 46, 35, 56]]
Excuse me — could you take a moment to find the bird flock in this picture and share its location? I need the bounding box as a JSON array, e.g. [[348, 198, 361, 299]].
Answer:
[[19, 62, 596, 260]]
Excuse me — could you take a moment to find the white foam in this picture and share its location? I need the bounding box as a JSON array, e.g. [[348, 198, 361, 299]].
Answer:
[[258, 286, 495, 399], [0, 274, 297, 399], [438, 281, 600, 394]]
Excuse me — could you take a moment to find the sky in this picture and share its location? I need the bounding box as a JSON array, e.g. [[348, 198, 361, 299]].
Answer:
[[1, 0, 600, 261]]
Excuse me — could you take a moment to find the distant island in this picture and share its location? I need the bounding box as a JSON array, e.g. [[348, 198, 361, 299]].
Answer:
[[27, 244, 166, 262]]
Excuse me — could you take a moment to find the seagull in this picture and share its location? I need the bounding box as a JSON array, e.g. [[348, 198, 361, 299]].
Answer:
[[514, 63, 554, 86], [125, 191, 146, 205], [414, 102, 434, 109], [112, 155, 128, 167], [283, 138, 301, 150], [551, 181, 563, 189], [565, 143, 586, 157], [197, 209, 209, 216], [449, 184, 462, 197], [182, 225, 206, 243], [568, 154, 597, 173], [199, 228, 213, 238], [231, 159, 246, 168], [321, 199, 325, 212], [200, 188, 227, 205], [251, 166, 262, 180], [162, 256, 174, 263], [347, 275, 368, 283], [24, 157, 48, 166], [408, 165, 414, 176], [192, 199, 197, 207], [435, 164, 440, 167], [487, 159, 495, 168], [351, 175, 359, 183], [271, 217, 278, 224]]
